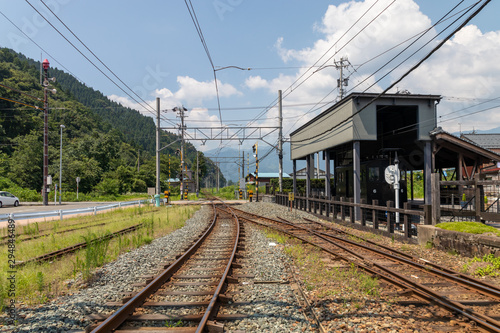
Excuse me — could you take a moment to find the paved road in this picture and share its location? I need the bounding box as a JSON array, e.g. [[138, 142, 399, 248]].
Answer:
[[0, 202, 114, 214]]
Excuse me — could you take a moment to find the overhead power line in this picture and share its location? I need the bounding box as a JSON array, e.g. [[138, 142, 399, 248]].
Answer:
[[244, 0, 394, 136], [0, 9, 82, 81], [0, 83, 43, 102], [0, 96, 40, 109], [183, 0, 223, 126], [24, 0, 157, 118], [38, 0, 157, 116], [290, 0, 491, 145]]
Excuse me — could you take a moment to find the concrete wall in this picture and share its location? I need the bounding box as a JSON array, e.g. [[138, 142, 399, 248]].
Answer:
[[418, 225, 500, 257]]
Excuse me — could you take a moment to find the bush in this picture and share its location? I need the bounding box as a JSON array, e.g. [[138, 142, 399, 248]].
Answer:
[[95, 178, 120, 196], [0, 177, 41, 201], [131, 179, 147, 193]]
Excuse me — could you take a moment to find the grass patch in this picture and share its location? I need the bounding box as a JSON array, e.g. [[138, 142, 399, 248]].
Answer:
[[267, 230, 380, 309], [436, 221, 500, 237], [0, 204, 199, 310], [462, 254, 500, 277]]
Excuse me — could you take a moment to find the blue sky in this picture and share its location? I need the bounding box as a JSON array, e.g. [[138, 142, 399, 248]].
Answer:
[[1, 0, 500, 157]]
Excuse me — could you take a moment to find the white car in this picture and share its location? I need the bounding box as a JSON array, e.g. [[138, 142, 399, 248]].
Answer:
[[0, 191, 20, 207]]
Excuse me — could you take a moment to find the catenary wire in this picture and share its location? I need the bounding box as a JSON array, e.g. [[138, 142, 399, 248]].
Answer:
[[38, 0, 157, 115], [24, 0, 158, 119], [289, 0, 491, 145], [183, 0, 223, 126], [0, 9, 82, 82]]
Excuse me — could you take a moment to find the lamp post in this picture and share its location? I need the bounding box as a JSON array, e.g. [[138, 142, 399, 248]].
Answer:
[[59, 124, 65, 205]]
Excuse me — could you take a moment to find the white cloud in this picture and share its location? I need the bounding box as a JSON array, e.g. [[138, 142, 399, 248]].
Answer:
[[264, 0, 500, 133], [174, 76, 241, 105], [108, 76, 241, 117]]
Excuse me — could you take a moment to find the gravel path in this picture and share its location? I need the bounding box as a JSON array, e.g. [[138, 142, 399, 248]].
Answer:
[[2, 206, 213, 332], [4, 200, 498, 332], [238, 201, 500, 332]]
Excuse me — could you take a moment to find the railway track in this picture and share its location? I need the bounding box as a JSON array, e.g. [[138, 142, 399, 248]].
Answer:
[[14, 223, 144, 268], [86, 202, 244, 332], [230, 206, 500, 333]]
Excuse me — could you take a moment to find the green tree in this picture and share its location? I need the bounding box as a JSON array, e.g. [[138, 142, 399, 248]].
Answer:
[[8, 133, 43, 190]]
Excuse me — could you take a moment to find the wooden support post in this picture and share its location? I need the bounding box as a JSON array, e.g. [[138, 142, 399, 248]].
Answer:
[[326, 198, 330, 218], [404, 202, 411, 238], [423, 205, 432, 225], [387, 200, 394, 233], [360, 198, 366, 226], [372, 199, 379, 230], [474, 176, 485, 222], [340, 197, 345, 221], [431, 173, 441, 225], [349, 198, 354, 223]]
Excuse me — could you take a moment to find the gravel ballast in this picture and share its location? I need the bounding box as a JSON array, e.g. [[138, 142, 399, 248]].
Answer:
[[2, 206, 213, 332], [3, 200, 498, 332]]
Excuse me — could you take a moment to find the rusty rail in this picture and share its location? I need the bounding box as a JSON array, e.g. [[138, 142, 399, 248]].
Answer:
[[231, 207, 500, 332]]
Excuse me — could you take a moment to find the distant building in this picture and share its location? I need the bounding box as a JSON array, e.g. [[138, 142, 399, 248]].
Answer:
[[461, 133, 500, 154], [289, 167, 326, 180], [165, 168, 196, 192], [246, 172, 290, 186]]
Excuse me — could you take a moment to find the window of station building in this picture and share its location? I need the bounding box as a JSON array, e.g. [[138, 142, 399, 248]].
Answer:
[[368, 167, 379, 181]]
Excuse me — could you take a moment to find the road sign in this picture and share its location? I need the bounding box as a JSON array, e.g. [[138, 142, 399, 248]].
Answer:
[[384, 165, 399, 185]]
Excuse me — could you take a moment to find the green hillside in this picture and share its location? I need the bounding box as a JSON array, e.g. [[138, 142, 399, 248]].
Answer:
[[0, 47, 224, 198]]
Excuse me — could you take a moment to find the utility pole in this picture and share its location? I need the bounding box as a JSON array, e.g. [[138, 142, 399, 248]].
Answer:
[[196, 152, 199, 197], [334, 56, 350, 100], [42, 59, 55, 206], [217, 162, 220, 193], [181, 107, 186, 199], [156, 97, 161, 195], [173, 106, 187, 199], [252, 143, 258, 202], [59, 124, 65, 205], [278, 90, 283, 193], [242, 150, 245, 182]]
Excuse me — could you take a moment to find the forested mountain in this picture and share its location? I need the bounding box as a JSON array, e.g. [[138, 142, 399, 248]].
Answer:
[[0, 47, 224, 196]]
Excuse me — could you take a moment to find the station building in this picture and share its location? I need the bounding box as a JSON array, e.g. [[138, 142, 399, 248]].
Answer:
[[289, 92, 500, 220]]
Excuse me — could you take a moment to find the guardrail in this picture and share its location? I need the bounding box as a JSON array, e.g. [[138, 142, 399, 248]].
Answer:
[[0, 199, 151, 222]]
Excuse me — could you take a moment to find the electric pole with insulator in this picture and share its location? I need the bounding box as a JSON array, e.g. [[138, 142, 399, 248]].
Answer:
[[334, 56, 350, 100], [42, 59, 56, 205], [252, 143, 258, 202]]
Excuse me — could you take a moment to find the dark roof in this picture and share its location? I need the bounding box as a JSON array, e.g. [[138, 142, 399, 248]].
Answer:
[[430, 127, 500, 163], [290, 92, 441, 136], [461, 133, 500, 149]]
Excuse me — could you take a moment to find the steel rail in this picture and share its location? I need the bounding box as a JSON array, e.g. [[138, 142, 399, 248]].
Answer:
[[231, 208, 500, 332], [196, 204, 240, 332], [91, 203, 218, 332], [0, 221, 108, 245], [14, 223, 143, 267], [300, 216, 500, 297], [237, 208, 500, 297]]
